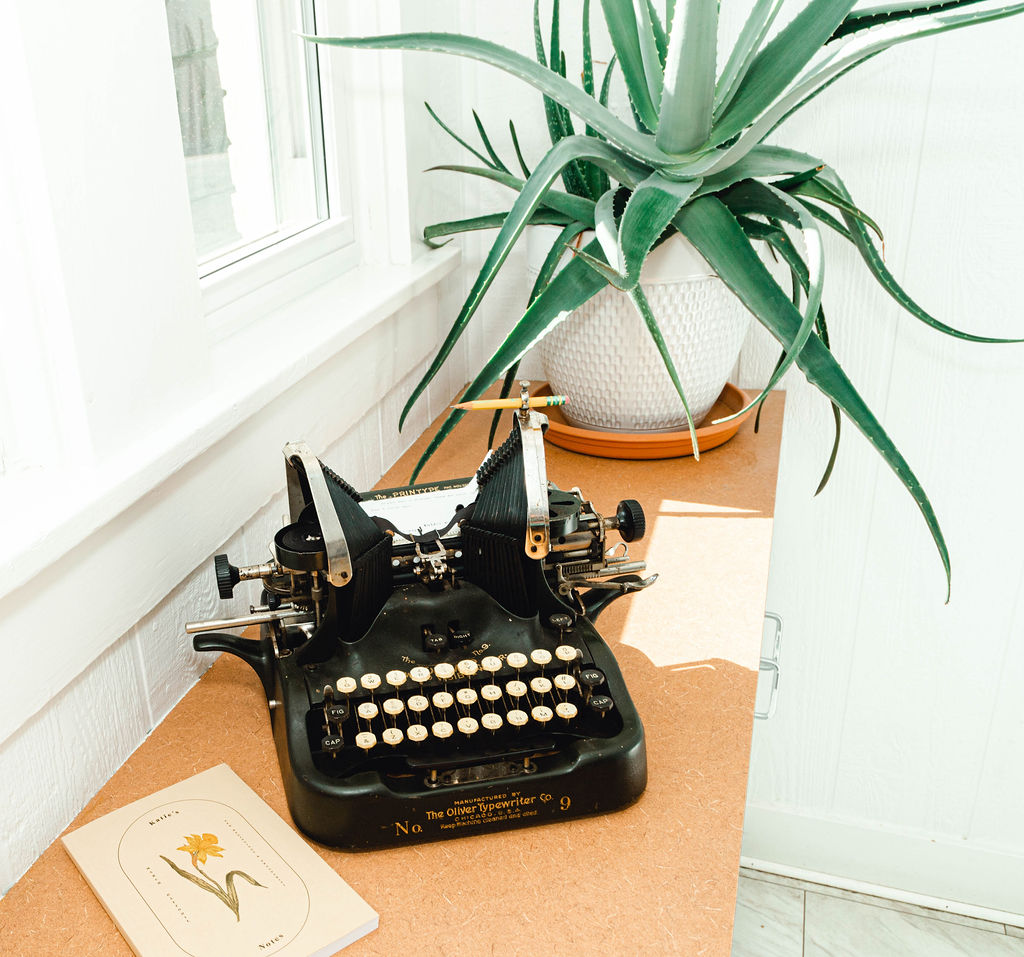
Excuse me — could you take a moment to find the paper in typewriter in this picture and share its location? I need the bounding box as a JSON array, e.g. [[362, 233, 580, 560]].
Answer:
[[61, 764, 378, 957]]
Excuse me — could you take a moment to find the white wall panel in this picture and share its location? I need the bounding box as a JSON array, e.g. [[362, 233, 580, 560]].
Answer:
[[743, 16, 1024, 914]]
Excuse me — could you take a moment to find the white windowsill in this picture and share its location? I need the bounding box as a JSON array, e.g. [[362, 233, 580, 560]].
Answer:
[[0, 244, 460, 601]]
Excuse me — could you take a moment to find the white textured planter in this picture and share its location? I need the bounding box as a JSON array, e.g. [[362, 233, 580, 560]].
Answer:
[[528, 227, 753, 432]]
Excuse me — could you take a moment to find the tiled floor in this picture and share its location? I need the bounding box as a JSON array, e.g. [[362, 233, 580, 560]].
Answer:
[[733, 868, 1024, 956]]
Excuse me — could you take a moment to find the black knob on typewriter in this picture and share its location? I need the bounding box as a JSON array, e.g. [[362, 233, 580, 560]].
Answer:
[[448, 621, 472, 648], [321, 734, 344, 754], [579, 668, 605, 691], [423, 632, 448, 654], [615, 499, 646, 542], [548, 612, 574, 632], [589, 694, 615, 717], [214, 553, 241, 599], [325, 702, 349, 724]]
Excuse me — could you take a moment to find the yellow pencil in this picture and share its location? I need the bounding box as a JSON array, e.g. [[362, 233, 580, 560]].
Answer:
[[453, 395, 568, 411]]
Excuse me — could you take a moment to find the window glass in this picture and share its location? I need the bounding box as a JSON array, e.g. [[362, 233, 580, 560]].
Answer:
[[165, 0, 328, 273]]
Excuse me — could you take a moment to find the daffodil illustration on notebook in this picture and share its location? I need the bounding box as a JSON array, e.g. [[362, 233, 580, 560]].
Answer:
[[159, 831, 265, 921]]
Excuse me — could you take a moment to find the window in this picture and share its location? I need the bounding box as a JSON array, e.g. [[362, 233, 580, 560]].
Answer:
[[165, 0, 329, 275]]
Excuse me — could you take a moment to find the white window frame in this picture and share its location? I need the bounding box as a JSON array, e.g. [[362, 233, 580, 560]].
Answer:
[[0, 0, 452, 610]]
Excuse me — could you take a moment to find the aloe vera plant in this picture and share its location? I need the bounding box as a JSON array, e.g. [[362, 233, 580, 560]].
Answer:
[[310, 0, 1024, 598]]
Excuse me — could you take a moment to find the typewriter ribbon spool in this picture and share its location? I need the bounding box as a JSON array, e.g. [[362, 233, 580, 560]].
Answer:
[[185, 402, 656, 850]]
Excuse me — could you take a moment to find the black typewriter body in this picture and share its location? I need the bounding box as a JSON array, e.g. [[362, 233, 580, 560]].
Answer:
[[186, 403, 655, 850]]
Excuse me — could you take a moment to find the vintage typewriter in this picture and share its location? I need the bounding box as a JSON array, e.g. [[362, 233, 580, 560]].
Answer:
[[186, 391, 655, 850]]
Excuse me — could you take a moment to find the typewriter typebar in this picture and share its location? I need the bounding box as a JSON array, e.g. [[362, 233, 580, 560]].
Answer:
[[186, 400, 656, 850]]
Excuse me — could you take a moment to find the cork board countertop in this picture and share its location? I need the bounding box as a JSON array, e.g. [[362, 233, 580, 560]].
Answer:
[[0, 392, 784, 957]]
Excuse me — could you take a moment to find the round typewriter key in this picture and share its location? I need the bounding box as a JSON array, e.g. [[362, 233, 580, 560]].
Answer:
[[409, 666, 431, 684], [336, 676, 357, 695], [431, 721, 454, 739], [383, 698, 405, 717], [457, 717, 479, 736], [432, 691, 454, 710], [382, 727, 404, 747], [360, 673, 382, 691], [530, 648, 552, 668], [507, 709, 528, 727], [589, 694, 615, 717], [434, 662, 456, 681], [325, 703, 350, 723], [321, 734, 343, 753], [506, 680, 527, 700], [481, 712, 503, 731], [408, 694, 429, 714], [481, 684, 502, 702], [579, 668, 605, 690], [530, 677, 553, 696], [386, 669, 407, 689], [456, 687, 478, 707], [457, 659, 478, 678], [553, 673, 576, 692], [555, 702, 578, 721], [407, 724, 428, 742], [555, 644, 578, 663], [357, 702, 379, 721], [355, 731, 377, 751], [531, 705, 554, 724], [481, 655, 502, 674], [507, 652, 528, 671]]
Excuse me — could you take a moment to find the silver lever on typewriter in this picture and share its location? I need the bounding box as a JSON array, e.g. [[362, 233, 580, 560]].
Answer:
[[283, 441, 353, 587], [517, 381, 551, 560]]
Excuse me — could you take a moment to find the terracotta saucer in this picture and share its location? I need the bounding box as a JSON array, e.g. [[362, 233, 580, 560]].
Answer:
[[537, 382, 754, 460]]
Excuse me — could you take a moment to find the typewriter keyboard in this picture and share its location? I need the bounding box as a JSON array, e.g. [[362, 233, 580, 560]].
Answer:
[[307, 645, 622, 781]]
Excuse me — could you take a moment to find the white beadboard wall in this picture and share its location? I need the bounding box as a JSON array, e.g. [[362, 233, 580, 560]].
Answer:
[[736, 18, 1024, 916], [0, 282, 473, 894]]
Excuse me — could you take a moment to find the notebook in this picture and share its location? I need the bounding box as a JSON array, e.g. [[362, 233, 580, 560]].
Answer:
[[62, 764, 377, 957]]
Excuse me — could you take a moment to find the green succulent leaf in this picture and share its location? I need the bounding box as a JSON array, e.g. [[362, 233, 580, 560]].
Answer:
[[675, 195, 950, 599], [633, 0, 667, 113], [597, 0, 662, 131], [306, 30, 676, 167], [409, 237, 612, 480], [714, 0, 787, 116], [630, 283, 700, 456], [425, 102, 499, 170], [658, 0, 719, 153], [598, 53, 618, 107], [423, 209, 572, 248], [472, 110, 511, 174], [696, 145, 824, 197], [793, 198, 853, 240], [593, 187, 623, 275], [831, 0, 988, 40], [509, 120, 531, 177], [740, 216, 843, 494], [404, 135, 648, 428], [488, 362, 523, 449], [721, 178, 801, 227], [791, 177, 884, 242], [617, 172, 702, 285], [645, 0, 670, 64], [711, 0, 857, 147], [426, 164, 597, 223], [716, 186, 825, 423]]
